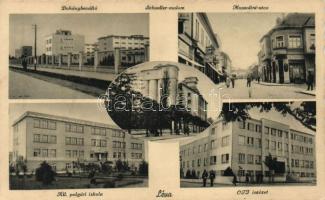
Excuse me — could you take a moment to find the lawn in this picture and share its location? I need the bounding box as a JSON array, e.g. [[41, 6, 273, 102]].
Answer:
[[10, 175, 148, 190]]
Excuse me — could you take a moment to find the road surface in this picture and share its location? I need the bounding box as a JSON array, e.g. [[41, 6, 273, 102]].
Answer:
[[219, 79, 314, 99], [9, 70, 94, 99]]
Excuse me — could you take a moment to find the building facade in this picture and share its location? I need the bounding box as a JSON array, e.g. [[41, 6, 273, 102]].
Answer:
[[45, 29, 85, 56], [180, 118, 316, 182], [11, 112, 145, 173], [178, 13, 224, 84], [15, 46, 32, 58], [258, 13, 315, 84], [97, 35, 149, 52]]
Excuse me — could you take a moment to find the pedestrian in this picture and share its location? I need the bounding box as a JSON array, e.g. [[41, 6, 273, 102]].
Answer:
[[22, 57, 27, 71], [306, 71, 314, 91], [226, 76, 231, 88], [257, 74, 260, 83], [209, 170, 216, 187], [232, 174, 238, 186], [245, 173, 250, 185], [202, 169, 208, 187], [246, 74, 251, 87], [231, 75, 235, 88]]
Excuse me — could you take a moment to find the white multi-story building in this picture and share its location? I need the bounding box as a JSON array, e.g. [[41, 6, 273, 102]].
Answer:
[[45, 29, 85, 56], [180, 117, 316, 182], [97, 35, 149, 52], [11, 111, 145, 173]]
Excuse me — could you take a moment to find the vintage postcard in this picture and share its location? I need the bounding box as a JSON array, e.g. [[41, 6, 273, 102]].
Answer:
[[0, 0, 324, 200]]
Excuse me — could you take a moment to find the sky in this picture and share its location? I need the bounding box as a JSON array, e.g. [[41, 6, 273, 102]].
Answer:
[[9, 13, 149, 56], [208, 13, 283, 70]]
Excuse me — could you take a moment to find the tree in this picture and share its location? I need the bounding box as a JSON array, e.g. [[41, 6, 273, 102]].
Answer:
[[219, 102, 316, 131], [35, 161, 56, 185], [138, 160, 148, 176]]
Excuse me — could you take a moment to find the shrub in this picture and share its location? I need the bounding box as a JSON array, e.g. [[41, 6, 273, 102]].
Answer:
[[35, 161, 56, 185]]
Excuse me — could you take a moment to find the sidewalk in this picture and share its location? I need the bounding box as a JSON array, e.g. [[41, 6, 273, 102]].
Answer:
[[10, 64, 120, 82], [256, 81, 315, 96]]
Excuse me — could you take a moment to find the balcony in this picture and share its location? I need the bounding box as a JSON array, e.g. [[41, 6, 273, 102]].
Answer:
[[272, 47, 287, 56]]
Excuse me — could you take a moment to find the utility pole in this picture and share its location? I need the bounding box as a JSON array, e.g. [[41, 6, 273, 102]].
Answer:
[[32, 24, 37, 70]]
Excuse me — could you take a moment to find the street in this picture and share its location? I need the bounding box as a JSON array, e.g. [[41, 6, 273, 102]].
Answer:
[[219, 79, 314, 99], [9, 70, 94, 99], [180, 180, 316, 188]]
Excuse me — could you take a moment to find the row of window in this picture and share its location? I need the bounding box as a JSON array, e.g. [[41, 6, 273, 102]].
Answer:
[[291, 159, 314, 169], [238, 135, 262, 148], [238, 153, 262, 165], [91, 127, 107, 136], [33, 134, 56, 144], [264, 126, 289, 138], [91, 139, 107, 147], [33, 119, 56, 130], [182, 154, 230, 169], [113, 141, 126, 148], [66, 123, 84, 133], [131, 143, 143, 150], [33, 148, 56, 157], [239, 121, 262, 133], [272, 35, 315, 49], [66, 150, 84, 158], [66, 137, 84, 146]]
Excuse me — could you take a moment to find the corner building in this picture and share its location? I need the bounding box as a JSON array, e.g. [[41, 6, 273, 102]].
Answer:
[[11, 112, 145, 172], [180, 118, 316, 182]]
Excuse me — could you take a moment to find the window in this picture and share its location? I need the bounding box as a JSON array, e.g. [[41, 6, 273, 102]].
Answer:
[[33, 119, 40, 128], [100, 140, 107, 147], [204, 143, 208, 152], [211, 140, 216, 149], [238, 135, 245, 145], [247, 154, 254, 164], [197, 158, 201, 167], [275, 36, 284, 48], [278, 130, 283, 137], [271, 128, 276, 136], [72, 150, 78, 158], [222, 136, 230, 147], [255, 125, 262, 132], [310, 34, 315, 49], [79, 150, 84, 158], [222, 154, 229, 163], [33, 134, 40, 142], [210, 156, 217, 165], [198, 145, 202, 153], [41, 149, 48, 157], [285, 143, 289, 152], [239, 153, 245, 164], [66, 150, 71, 158], [247, 137, 254, 146], [288, 35, 302, 48], [248, 123, 255, 131], [278, 142, 282, 150], [266, 139, 270, 149], [33, 149, 41, 157], [271, 141, 276, 150], [91, 139, 96, 146], [264, 127, 270, 134], [255, 155, 262, 164], [41, 135, 48, 143]]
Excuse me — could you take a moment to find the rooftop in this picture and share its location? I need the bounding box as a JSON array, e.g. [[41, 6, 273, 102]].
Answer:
[[98, 34, 149, 40], [12, 111, 121, 130]]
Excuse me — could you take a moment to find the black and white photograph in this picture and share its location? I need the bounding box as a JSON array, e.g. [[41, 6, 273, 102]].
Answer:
[[9, 103, 148, 189], [179, 101, 316, 187], [178, 13, 316, 99], [105, 61, 223, 141], [9, 13, 149, 99]]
